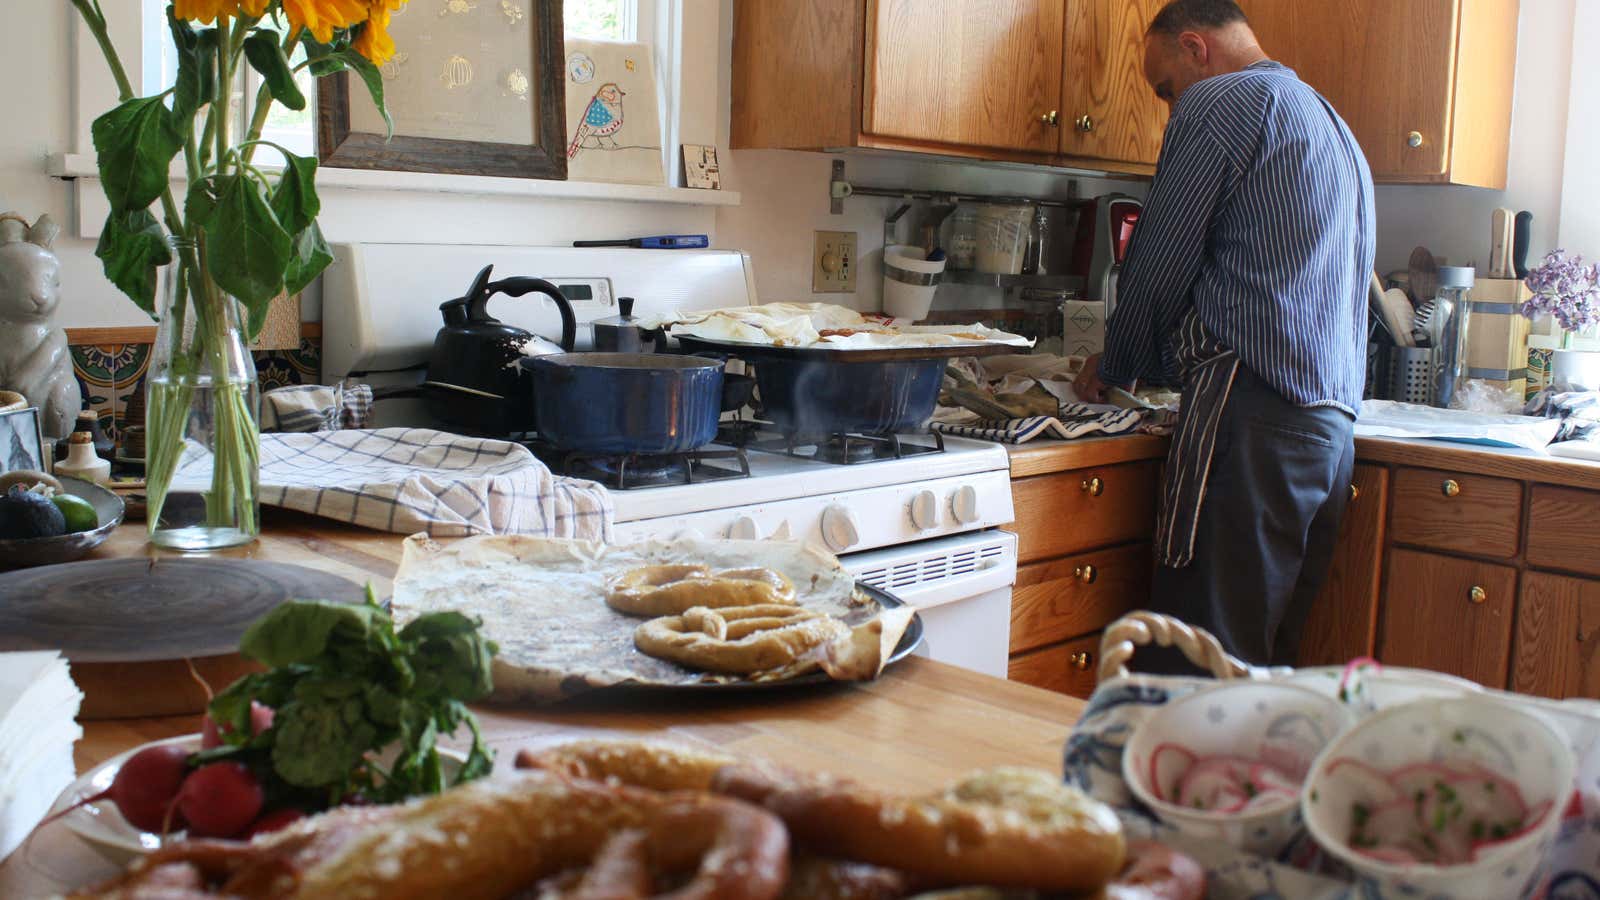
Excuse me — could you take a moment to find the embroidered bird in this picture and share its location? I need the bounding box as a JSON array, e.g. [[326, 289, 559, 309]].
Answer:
[[567, 83, 626, 159]]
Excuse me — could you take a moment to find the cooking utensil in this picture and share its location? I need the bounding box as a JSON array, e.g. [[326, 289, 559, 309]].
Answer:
[[1411, 298, 1437, 347], [522, 353, 723, 454], [755, 357, 946, 435], [1513, 211, 1533, 278], [0, 477, 124, 570], [1378, 287, 1415, 348], [572, 235, 709, 249], [1489, 207, 1514, 278], [1407, 246, 1439, 307], [425, 265, 577, 433], [1367, 272, 1395, 344], [944, 386, 1022, 422], [591, 297, 669, 353]]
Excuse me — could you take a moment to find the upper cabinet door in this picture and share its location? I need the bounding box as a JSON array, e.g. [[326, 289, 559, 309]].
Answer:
[[863, 0, 1064, 153], [1061, 0, 1170, 167], [1240, 0, 1458, 178]]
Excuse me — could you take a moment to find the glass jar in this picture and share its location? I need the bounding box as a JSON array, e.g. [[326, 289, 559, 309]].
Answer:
[[145, 239, 261, 550], [1432, 266, 1474, 408], [947, 207, 979, 270]]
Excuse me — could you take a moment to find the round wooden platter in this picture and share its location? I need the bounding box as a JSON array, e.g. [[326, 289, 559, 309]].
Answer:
[[0, 558, 367, 720]]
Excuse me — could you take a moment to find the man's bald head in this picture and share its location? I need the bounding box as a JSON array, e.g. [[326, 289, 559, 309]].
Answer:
[[1142, 0, 1267, 110]]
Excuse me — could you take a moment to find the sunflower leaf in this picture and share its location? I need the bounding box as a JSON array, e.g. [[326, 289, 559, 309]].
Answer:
[[283, 220, 333, 299], [270, 152, 320, 234], [243, 29, 306, 111], [91, 95, 184, 212], [202, 173, 291, 315], [94, 209, 172, 315]]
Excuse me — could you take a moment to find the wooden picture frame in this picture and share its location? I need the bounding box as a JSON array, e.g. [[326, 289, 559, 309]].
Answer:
[[317, 0, 567, 179]]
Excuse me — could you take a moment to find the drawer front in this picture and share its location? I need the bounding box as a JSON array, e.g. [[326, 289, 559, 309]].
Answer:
[[1009, 461, 1159, 564], [1389, 467, 1522, 559], [1512, 571, 1600, 700], [1526, 486, 1600, 578], [1010, 544, 1151, 654], [1378, 548, 1518, 688], [1008, 633, 1101, 698]]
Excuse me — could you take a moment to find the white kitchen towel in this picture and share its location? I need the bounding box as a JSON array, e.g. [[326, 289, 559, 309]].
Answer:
[[252, 428, 613, 539], [933, 403, 1175, 444], [261, 383, 375, 432]]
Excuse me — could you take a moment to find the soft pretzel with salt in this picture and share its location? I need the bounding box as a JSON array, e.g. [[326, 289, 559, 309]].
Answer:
[[514, 739, 740, 794], [633, 604, 850, 675], [607, 565, 798, 617]]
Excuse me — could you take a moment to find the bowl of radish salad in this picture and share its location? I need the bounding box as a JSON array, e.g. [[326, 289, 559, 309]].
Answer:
[[1122, 680, 1355, 856], [1302, 695, 1573, 900]]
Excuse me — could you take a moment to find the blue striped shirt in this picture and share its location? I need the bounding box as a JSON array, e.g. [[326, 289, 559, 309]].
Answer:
[[1100, 60, 1375, 415]]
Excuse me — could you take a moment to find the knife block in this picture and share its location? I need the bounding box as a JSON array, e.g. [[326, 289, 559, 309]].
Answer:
[[1465, 277, 1532, 397]]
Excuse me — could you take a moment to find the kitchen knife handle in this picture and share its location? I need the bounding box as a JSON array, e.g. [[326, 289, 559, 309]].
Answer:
[[1490, 208, 1512, 278], [1513, 211, 1533, 279]]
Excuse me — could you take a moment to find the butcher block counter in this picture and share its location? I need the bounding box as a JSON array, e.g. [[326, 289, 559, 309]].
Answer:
[[0, 514, 1086, 898], [1003, 433, 1600, 700]]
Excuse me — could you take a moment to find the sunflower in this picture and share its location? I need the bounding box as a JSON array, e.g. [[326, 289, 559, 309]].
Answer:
[[281, 0, 370, 43], [237, 0, 272, 15], [350, 0, 396, 66], [172, 0, 240, 23]]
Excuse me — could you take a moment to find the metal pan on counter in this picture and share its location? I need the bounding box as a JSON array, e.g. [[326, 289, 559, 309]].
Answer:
[[521, 353, 724, 455]]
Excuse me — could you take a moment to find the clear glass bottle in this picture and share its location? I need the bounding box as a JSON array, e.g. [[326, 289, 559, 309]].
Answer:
[[145, 239, 261, 550], [1432, 266, 1475, 408], [947, 207, 979, 270]]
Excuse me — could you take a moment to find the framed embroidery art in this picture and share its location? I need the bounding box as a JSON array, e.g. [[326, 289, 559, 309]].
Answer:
[[318, 0, 567, 179]]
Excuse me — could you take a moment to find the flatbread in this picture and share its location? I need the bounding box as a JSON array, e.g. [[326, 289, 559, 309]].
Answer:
[[647, 302, 1033, 349], [391, 535, 913, 703]]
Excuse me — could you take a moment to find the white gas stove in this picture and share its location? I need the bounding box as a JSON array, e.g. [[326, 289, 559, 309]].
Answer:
[[322, 242, 1019, 677]]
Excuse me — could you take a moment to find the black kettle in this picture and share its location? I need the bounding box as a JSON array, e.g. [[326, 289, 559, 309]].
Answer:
[[424, 264, 576, 433]]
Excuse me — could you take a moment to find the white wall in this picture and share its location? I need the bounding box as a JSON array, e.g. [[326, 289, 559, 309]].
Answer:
[[1559, 0, 1600, 258]]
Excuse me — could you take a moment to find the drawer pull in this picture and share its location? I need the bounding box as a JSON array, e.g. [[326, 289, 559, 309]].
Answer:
[[1069, 650, 1094, 672], [1349, 484, 1359, 502], [1075, 114, 1095, 133], [1469, 585, 1487, 605], [1407, 131, 1424, 148], [1080, 476, 1104, 497], [1073, 564, 1098, 585], [1441, 479, 1461, 498], [1039, 110, 1059, 127]]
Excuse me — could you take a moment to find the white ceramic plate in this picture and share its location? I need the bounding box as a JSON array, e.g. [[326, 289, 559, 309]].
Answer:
[[51, 734, 467, 866]]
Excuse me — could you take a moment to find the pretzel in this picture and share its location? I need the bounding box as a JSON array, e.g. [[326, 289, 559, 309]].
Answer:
[[606, 565, 798, 617], [68, 771, 789, 900], [633, 605, 850, 675], [712, 764, 1126, 893], [514, 739, 740, 794]]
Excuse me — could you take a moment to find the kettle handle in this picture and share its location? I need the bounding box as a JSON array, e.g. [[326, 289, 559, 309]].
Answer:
[[476, 277, 579, 352]]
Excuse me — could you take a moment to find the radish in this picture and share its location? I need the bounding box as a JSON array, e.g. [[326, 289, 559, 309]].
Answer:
[[178, 762, 265, 838], [242, 808, 304, 839], [39, 743, 191, 834], [200, 702, 276, 750]]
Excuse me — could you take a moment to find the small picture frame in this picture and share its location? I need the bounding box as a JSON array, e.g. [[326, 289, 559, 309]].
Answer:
[[0, 406, 47, 476], [681, 144, 721, 190]]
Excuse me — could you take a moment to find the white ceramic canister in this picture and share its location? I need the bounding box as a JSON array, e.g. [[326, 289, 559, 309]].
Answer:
[[974, 203, 1033, 275]]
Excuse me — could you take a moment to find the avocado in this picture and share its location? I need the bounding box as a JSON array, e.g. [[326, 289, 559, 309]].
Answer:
[[0, 485, 66, 539]]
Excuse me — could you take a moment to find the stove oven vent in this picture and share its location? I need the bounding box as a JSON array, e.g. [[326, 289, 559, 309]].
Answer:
[[855, 539, 1010, 591]]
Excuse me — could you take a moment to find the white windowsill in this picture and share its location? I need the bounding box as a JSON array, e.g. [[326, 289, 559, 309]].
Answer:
[[46, 153, 740, 207]]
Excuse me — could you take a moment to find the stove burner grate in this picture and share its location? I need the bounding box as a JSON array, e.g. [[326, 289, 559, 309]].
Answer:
[[524, 441, 751, 490]]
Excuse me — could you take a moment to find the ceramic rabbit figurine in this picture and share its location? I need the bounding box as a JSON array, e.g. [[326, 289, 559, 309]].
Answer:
[[0, 212, 78, 440]]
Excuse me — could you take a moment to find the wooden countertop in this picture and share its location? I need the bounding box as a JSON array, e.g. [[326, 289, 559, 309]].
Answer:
[[1006, 433, 1600, 490], [0, 515, 1085, 897]]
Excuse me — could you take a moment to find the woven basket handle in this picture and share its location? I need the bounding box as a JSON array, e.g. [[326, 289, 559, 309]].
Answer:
[[1097, 610, 1257, 682]]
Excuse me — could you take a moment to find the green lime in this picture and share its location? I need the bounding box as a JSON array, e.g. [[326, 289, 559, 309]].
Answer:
[[51, 493, 98, 533]]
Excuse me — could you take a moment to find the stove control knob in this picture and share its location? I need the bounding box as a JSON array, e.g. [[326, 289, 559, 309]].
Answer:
[[728, 515, 762, 541], [950, 485, 980, 525], [910, 490, 940, 530], [820, 505, 860, 552]]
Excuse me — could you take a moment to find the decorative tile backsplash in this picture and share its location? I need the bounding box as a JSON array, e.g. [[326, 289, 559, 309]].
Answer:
[[65, 328, 321, 444]]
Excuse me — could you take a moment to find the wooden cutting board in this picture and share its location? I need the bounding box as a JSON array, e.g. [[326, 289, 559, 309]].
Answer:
[[0, 558, 367, 718]]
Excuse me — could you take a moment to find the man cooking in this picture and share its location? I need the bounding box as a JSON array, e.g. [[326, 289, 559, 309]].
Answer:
[[1074, 0, 1375, 669]]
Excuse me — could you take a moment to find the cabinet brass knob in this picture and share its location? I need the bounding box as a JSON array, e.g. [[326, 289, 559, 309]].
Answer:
[[1469, 585, 1487, 605], [1407, 131, 1424, 148], [1040, 110, 1059, 127], [1442, 479, 1461, 498], [1349, 484, 1360, 502], [1075, 114, 1095, 133], [1074, 564, 1098, 585], [1069, 651, 1094, 672], [1080, 476, 1104, 496]]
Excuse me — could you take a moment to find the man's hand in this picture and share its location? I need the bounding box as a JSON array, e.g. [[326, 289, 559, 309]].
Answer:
[[1074, 354, 1110, 403]]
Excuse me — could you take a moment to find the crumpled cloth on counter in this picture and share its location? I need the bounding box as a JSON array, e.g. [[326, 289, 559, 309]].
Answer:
[[934, 355, 1177, 444], [170, 428, 614, 539], [261, 382, 374, 432], [1526, 389, 1600, 443]]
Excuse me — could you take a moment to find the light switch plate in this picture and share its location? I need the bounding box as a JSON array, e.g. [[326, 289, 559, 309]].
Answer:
[[813, 230, 857, 293]]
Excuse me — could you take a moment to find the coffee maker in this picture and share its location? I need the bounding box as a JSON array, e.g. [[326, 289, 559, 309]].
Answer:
[[1068, 193, 1143, 313]]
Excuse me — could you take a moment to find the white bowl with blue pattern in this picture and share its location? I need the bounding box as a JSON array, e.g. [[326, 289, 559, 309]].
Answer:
[[1302, 695, 1573, 900], [1121, 680, 1354, 857]]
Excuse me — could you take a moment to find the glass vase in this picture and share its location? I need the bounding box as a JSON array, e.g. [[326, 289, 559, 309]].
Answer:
[[145, 241, 260, 549]]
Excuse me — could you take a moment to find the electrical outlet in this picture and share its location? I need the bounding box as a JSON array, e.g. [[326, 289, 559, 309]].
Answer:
[[812, 231, 857, 293]]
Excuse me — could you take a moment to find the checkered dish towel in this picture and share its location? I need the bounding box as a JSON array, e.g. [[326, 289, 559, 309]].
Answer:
[[197, 428, 612, 539]]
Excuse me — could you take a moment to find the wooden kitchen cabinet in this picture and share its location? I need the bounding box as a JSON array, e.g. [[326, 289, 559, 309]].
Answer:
[[1010, 543, 1152, 655], [1378, 548, 1518, 688], [1526, 486, 1600, 579], [863, 0, 1064, 153], [1239, 0, 1519, 188], [1060, 0, 1169, 168], [1389, 467, 1522, 560], [1513, 572, 1600, 699], [1008, 633, 1101, 699], [1009, 460, 1159, 565], [1297, 465, 1388, 667]]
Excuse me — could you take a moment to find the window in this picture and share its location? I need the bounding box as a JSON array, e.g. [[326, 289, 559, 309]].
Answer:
[[566, 0, 637, 40]]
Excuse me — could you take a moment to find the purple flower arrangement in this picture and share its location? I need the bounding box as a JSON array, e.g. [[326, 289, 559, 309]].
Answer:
[[1523, 249, 1600, 339]]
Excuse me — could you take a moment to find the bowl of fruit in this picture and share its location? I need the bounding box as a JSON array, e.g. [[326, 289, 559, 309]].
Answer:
[[0, 470, 124, 569], [44, 594, 496, 863]]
